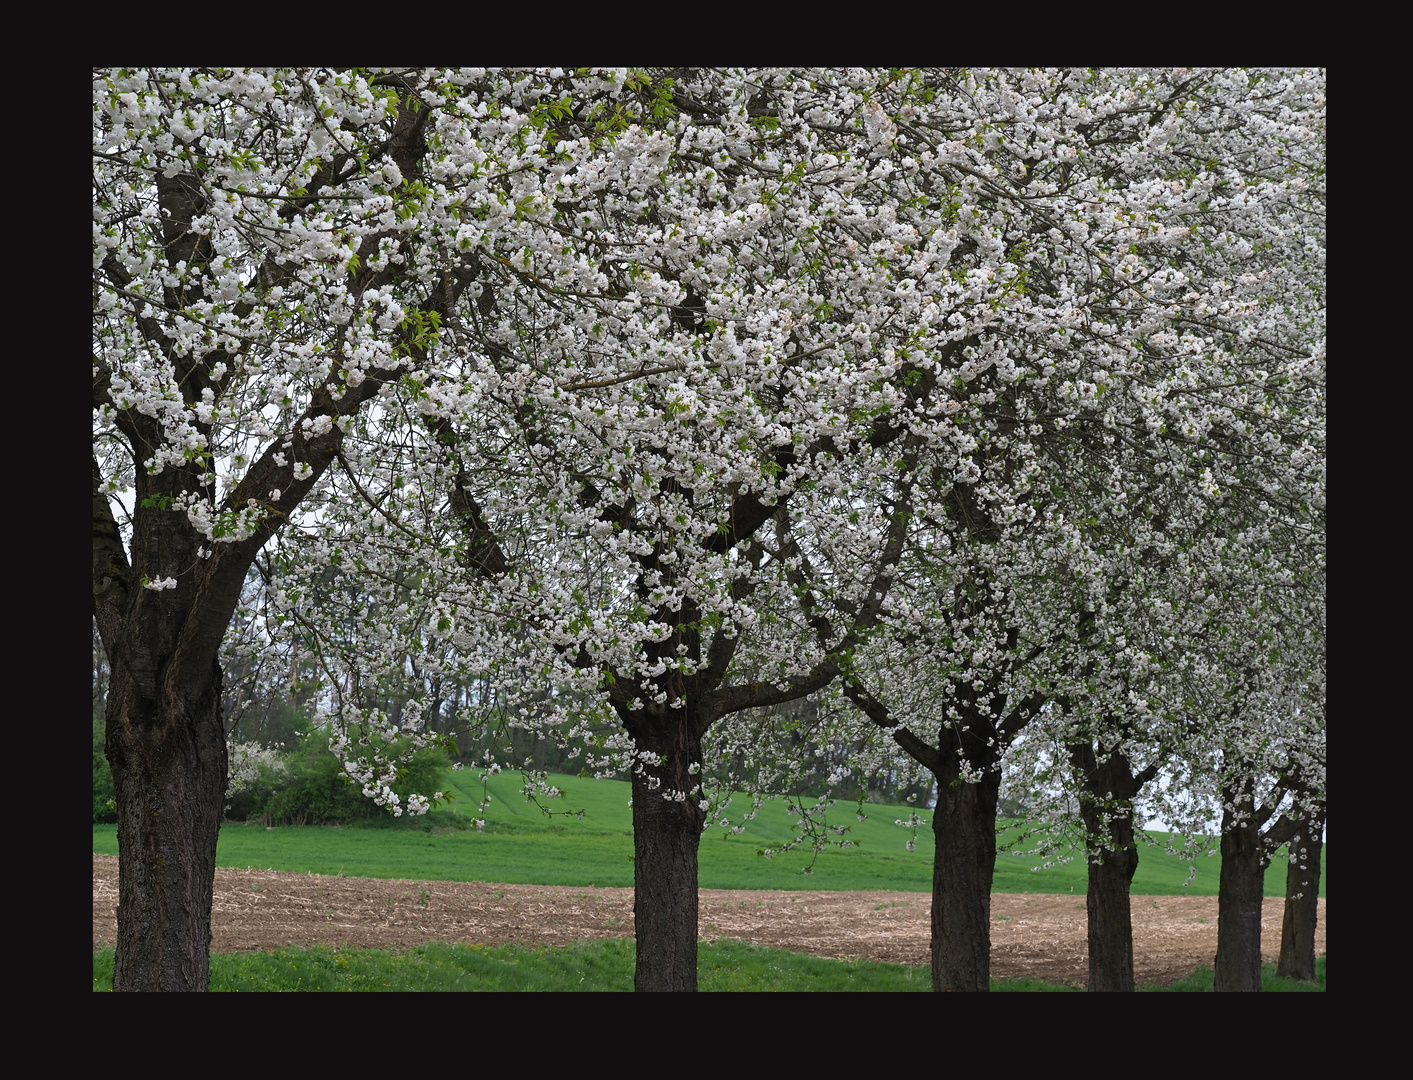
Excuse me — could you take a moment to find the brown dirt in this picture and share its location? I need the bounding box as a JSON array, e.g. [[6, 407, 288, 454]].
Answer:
[[91, 853, 1325, 988]]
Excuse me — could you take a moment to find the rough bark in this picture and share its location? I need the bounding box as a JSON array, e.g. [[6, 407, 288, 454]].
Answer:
[[1277, 802, 1325, 982], [1213, 808, 1267, 992], [94, 88, 443, 990], [1068, 739, 1156, 992], [845, 673, 1040, 993], [96, 364, 397, 990], [624, 710, 707, 992], [1082, 842, 1137, 992], [94, 404, 237, 990], [94, 447, 236, 990], [930, 748, 1002, 992], [1213, 779, 1300, 992], [107, 654, 227, 991]]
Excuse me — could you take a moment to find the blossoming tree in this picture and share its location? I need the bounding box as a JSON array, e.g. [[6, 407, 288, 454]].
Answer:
[[93, 67, 470, 989], [94, 67, 1323, 993], [265, 66, 1039, 991], [820, 67, 1325, 991]]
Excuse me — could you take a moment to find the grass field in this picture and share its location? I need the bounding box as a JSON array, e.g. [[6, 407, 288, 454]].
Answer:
[[91, 768, 1326, 898], [90, 941, 1326, 992]]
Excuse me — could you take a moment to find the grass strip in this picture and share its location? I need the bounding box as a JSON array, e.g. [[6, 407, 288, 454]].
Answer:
[[91, 942, 1324, 992]]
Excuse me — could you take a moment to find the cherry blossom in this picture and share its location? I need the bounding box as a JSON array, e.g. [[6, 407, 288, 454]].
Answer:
[[94, 67, 1323, 992]]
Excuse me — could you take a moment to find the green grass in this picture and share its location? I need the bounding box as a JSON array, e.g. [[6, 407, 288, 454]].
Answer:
[[87, 940, 940, 991], [93, 769, 1325, 897], [1144, 956, 1326, 992], [90, 942, 1324, 992]]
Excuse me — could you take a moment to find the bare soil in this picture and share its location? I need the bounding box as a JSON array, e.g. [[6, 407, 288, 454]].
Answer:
[[92, 853, 1324, 988]]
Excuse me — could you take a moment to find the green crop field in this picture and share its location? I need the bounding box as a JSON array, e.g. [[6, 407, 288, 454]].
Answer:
[[92, 768, 1326, 898]]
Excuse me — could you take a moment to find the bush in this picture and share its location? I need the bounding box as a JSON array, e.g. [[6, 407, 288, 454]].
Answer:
[[247, 735, 450, 827], [223, 742, 287, 822]]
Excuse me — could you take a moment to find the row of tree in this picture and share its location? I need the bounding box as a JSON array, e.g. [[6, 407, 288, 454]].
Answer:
[[93, 67, 1324, 991]]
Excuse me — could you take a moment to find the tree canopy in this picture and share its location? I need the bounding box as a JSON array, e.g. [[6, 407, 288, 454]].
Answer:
[[93, 68, 1324, 991]]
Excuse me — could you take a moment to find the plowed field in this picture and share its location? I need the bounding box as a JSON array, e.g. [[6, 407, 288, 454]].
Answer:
[[92, 854, 1324, 988]]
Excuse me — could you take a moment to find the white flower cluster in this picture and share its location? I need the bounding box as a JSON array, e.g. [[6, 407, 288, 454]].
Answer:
[[94, 68, 1323, 870], [225, 741, 287, 796]]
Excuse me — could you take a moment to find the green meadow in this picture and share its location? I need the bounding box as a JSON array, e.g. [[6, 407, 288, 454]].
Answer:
[[92, 768, 1326, 898]]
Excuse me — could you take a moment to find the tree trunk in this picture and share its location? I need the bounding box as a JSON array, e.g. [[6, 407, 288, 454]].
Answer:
[[1277, 803, 1324, 981], [1213, 806, 1266, 992], [96, 450, 242, 991], [106, 652, 228, 991], [626, 710, 706, 992], [94, 91, 436, 990], [929, 750, 1001, 992], [1069, 741, 1143, 992], [1081, 825, 1138, 992]]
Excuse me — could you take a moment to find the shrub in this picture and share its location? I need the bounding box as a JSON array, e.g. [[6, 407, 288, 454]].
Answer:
[[223, 742, 288, 822], [249, 735, 450, 827]]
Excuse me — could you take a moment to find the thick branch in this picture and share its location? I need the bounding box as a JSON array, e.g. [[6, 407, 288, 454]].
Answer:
[[841, 682, 943, 775]]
